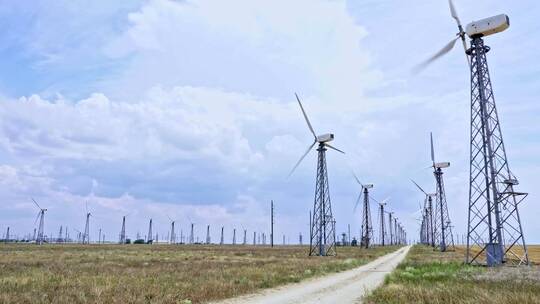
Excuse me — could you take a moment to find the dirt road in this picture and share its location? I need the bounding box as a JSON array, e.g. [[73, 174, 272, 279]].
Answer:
[[210, 245, 411, 304]]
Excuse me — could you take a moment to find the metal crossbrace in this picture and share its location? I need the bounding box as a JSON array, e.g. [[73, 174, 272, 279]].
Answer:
[[309, 145, 336, 256], [466, 37, 529, 266]]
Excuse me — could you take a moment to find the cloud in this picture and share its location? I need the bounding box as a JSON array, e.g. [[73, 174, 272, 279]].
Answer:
[[103, 0, 381, 102]]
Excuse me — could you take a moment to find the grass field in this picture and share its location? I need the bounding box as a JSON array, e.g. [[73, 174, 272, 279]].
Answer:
[[366, 245, 540, 304], [0, 244, 400, 304]]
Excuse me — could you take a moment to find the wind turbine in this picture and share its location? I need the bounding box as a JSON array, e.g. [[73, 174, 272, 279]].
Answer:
[[119, 214, 129, 244], [289, 93, 344, 257], [429, 132, 454, 252], [31, 198, 47, 245], [388, 212, 394, 245], [206, 225, 211, 245], [352, 173, 373, 249], [220, 226, 224, 245], [74, 228, 83, 243], [147, 219, 153, 244], [241, 225, 247, 245], [412, 201, 428, 245], [187, 217, 196, 244], [168, 216, 176, 244], [411, 180, 436, 248], [377, 198, 389, 246], [415, 0, 528, 266], [82, 202, 91, 244]]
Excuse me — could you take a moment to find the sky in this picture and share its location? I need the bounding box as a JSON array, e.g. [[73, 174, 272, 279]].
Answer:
[[0, 0, 538, 244]]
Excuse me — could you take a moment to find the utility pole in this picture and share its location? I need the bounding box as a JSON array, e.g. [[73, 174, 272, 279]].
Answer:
[[347, 224, 351, 246], [271, 200, 274, 247]]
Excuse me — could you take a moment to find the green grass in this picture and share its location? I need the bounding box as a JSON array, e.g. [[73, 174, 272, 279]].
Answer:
[[366, 245, 540, 304], [0, 244, 400, 304]]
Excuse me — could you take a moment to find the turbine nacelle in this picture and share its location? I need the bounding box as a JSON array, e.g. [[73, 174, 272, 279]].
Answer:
[[317, 133, 334, 143], [434, 162, 450, 169], [363, 184, 374, 189], [466, 14, 509, 38]]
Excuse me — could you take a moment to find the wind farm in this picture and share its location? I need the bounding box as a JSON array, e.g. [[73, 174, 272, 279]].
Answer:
[[0, 0, 539, 303]]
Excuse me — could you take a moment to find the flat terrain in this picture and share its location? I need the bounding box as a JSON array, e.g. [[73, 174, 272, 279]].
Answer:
[[0, 244, 400, 304], [210, 245, 410, 304], [366, 245, 540, 304]]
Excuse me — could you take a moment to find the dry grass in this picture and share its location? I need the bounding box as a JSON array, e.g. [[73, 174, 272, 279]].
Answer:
[[366, 245, 540, 304], [0, 244, 399, 304], [526, 245, 540, 264], [453, 245, 540, 265]]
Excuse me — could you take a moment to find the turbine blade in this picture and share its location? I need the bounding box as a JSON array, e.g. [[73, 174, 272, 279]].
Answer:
[[369, 195, 379, 204], [459, 37, 471, 67], [351, 171, 362, 186], [353, 192, 362, 212], [430, 132, 435, 163], [295, 93, 317, 140], [288, 141, 317, 177], [34, 212, 40, 226], [448, 0, 461, 25], [325, 144, 345, 154], [31, 198, 42, 210], [413, 37, 459, 74], [411, 179, 428, 196]]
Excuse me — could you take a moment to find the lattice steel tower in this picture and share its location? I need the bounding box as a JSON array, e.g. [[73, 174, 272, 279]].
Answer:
[[378, 200, 387, 246], [310, 144, 337, 256], [352, 174, 374, 248], [466, 36, 528, 266], [119, 216, 126, 244], [147, 219, 153, 244], [83, 212, 91, 244], [359, 185, 373, 248]]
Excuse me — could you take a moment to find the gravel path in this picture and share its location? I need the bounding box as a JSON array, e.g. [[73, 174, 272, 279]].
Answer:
[[209, 245, 411, 304]]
